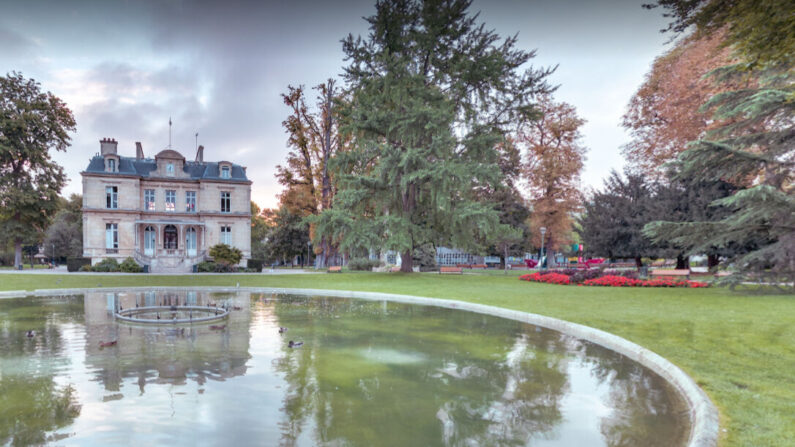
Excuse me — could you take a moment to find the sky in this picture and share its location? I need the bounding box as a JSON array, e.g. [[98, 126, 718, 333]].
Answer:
[[0, 0, 673, 208]]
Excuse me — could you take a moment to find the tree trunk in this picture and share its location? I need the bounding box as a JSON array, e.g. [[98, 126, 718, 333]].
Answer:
[[14, 238, 23, 269], [707, 254, 720, 271], [634, 256, 643, 269], [400, 249, 413, 273], [675, 254, 688, 270]]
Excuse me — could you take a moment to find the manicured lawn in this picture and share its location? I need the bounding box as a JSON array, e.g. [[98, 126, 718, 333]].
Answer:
[[1, 272, 793, 446]]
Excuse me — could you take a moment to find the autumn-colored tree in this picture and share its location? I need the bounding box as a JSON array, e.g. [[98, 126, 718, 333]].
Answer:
[[621, 29, 743, 177], [277, 79, 348, 267], [519, 95, 587, 251]]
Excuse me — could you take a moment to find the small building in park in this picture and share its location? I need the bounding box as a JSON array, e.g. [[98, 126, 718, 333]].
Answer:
[[81, 138, 252, 273]]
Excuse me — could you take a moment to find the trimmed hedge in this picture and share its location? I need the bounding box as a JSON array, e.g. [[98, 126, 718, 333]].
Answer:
[[67, 257, 91, 272]]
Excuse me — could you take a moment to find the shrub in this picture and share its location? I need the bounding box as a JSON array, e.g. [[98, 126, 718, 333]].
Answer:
[[213, 261, 238, 273], [67, 257, 91, 272], [79, 264, 92, 272], [197, 261, 216, 272], [92, 258, 120, 272], [347, 257, 383, 271], [209, 244, 242, 265], [247, 259, 263, 272], [119, 257, 143, 273]]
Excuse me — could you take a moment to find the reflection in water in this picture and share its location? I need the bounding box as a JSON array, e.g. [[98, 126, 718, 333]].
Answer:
[[83, 290, 251, 391], [0, 291, 689, 446]]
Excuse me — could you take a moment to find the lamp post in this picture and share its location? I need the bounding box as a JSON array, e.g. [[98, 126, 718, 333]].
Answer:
[[539, 227, 547, 270], [51, 243, 55, 267]]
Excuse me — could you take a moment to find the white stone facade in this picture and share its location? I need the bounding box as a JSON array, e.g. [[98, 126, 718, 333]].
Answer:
[[81, 139, 252, 272]]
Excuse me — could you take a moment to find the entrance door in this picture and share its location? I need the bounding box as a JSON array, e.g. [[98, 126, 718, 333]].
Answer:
[[186, 227, 197, 257], [164, 225, 178, 250], [144, 226, 156, 256]]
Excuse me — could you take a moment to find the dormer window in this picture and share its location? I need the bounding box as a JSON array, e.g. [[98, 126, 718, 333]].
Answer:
[[107, 158, 116, 172], [166, 163, 175, 176], [221, 166, 230, 179]]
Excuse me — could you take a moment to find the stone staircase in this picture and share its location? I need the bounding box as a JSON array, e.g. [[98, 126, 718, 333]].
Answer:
[[134, 250, 207, 273]]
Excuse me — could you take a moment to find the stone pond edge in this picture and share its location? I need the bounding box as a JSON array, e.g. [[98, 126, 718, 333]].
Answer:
[[7, 286, 719, 447]]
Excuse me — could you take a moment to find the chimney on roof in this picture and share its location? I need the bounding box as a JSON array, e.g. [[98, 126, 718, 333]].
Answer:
[[135, 142, 144, 159], [195, 145, 204, 162], [100, 138, 117, 156]]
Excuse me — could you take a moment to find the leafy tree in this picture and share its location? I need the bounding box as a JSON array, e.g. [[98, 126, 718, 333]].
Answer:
[[264, 206, 311, 266], [278, 80, 348, 267], [519, 95, 587, 251], [314, 0, 553, 272], [44, 194, 82, 262], [0, 72, 75, 268], [473, 139, 532, 267], [250, 201, 271, 261], [577, 170, 659, 268], [621, 29, 741, 177]]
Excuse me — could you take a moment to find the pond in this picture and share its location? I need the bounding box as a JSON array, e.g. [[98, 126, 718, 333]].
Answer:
[[0, 290, 689, 446]]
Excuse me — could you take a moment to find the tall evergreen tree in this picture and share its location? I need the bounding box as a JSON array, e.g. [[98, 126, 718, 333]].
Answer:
[[0, 72, 75, 268], [313, 0, 553, 272], [578, 171, 658, 268]]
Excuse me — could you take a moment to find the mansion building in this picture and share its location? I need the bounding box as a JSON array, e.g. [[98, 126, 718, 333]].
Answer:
[[82, 138, 251, 273]]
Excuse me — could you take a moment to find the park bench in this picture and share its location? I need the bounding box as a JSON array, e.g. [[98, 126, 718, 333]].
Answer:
[[651, 269, 690, 279], [439, 266, 463, 274], [327, 266, 342, 273], [390, 266, 402, 272], [470, 264, 487, 269], [456, 263, 472, 268]]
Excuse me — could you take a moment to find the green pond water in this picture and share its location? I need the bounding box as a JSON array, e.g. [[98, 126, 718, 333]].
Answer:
[[0, 290, 689, 446]]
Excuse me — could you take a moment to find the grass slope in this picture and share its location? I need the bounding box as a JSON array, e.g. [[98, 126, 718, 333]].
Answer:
[[1, 272, 793, 446]]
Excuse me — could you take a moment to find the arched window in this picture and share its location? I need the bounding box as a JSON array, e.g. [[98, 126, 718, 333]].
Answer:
[[164, 225, 178, 249]]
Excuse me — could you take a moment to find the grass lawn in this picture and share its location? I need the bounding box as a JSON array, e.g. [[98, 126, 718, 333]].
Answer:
[[1, 272, 792, 446]]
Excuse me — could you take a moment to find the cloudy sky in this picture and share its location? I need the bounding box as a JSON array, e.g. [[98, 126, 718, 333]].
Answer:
[[1, 0, 671, 208]]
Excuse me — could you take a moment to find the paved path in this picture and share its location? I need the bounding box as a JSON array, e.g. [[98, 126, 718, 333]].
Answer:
[[0, 266, 321, 275]]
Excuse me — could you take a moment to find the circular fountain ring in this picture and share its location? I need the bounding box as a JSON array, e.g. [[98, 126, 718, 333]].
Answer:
[[115, 305, 229, 325]]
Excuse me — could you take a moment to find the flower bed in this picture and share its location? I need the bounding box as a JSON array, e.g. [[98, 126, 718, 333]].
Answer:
[[519, 272, 570, 285], [583, 275, 708, 288], [520, 272, 709, 288]]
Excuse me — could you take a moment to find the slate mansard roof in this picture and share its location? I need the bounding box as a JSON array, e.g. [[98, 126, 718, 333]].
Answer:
[[84, 152, 249, 182]]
